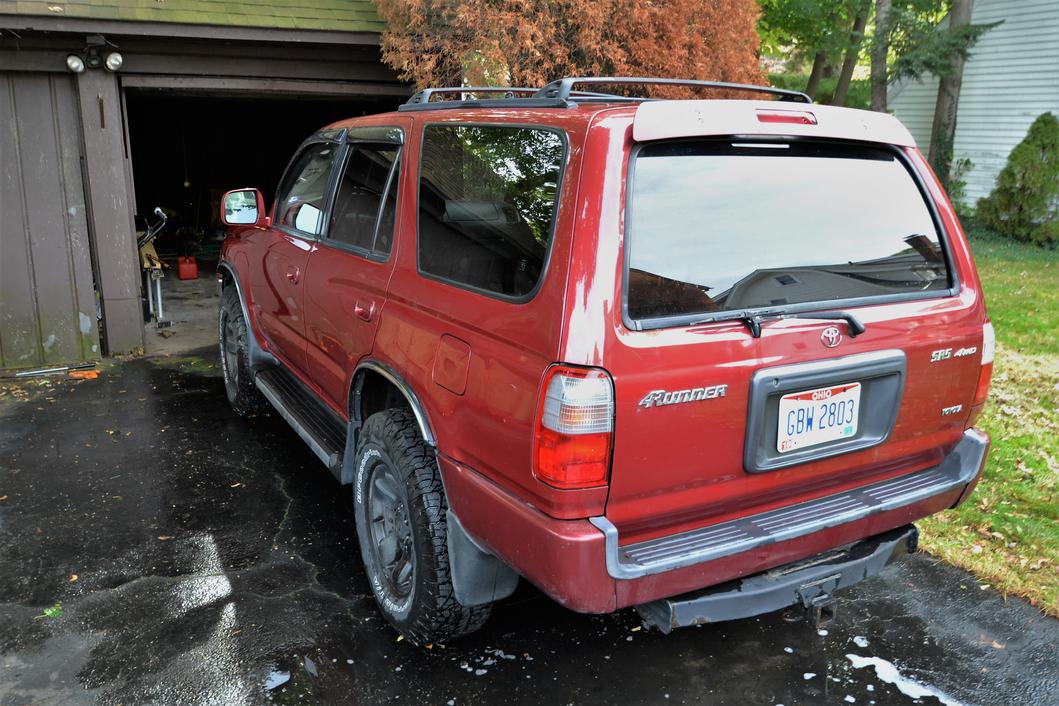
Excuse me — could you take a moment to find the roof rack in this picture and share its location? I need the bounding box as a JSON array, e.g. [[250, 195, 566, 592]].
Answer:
[[398, 76, 812, 112], [405, 86, 539, 105], [535, 77, 812, 104]]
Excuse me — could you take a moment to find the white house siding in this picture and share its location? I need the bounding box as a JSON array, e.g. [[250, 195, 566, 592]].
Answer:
[[888, 0, 1059, 203]]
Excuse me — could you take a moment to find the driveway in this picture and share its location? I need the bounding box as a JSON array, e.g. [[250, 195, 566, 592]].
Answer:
[[1, 349, 1056, 705]]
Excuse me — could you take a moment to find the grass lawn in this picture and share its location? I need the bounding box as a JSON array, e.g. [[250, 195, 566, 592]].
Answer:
[[918, 221, 1059, 616]]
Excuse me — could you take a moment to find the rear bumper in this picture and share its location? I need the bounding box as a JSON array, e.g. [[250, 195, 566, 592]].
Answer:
[[637, 525, 918, 632], [440, 428, 989, 614]]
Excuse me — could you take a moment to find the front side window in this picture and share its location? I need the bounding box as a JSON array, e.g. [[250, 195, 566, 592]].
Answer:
[[417, 124, 565, 298], [627, 141, 951, 323], [275, 143, 338, 236], [329, 144, 400, 255]]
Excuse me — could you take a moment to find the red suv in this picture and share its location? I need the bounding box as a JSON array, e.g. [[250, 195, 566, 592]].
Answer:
[[218, 77, 993, 643]]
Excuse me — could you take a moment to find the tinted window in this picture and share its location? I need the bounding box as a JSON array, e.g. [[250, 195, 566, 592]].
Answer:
[[417, 125, 565, 298], [627, 141, 950, 322], [275, 143, 338, 236], [330, 144, 400, 254]]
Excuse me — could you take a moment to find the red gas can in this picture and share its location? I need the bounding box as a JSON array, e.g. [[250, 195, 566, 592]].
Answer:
[[177, 256, 199, 280]]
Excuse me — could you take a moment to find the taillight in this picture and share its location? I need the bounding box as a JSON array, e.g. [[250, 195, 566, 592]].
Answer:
[[975, 321, 995, 405], [533, 365, 614, 490], [968, 322, 995, 427]]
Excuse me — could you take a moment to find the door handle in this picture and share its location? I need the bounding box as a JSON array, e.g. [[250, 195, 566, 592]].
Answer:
[[354, 300, 375, 322], [286, 266, 300, 284]]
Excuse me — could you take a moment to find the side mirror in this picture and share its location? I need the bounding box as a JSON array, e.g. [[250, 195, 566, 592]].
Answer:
[[221, 188, 267, 227]]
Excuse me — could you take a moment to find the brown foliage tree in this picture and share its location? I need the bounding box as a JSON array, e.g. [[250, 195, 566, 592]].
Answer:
[[374, 0, 765, 95]]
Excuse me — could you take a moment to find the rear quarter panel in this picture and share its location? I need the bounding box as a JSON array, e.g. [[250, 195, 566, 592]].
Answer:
[[373, 109, 608, 519]]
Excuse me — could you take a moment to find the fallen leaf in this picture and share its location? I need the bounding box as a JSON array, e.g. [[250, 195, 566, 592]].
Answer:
[[157, 535, 174, 541], [32, 603, 63, 620], [0, 495, 8, 502], [230, 482, 243, 488], [991, 640, 1005, 649]]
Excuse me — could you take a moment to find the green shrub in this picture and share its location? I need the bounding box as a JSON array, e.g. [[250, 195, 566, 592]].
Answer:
[[947, 157, 975, 216], [976, 112, 1059, 246]]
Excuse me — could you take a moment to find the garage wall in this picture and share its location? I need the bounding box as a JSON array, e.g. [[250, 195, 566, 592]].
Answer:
[[0, 71, 101, 368]]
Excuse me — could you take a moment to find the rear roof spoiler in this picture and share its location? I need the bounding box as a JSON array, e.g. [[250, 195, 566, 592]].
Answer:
[[632, 100, 917, 147]]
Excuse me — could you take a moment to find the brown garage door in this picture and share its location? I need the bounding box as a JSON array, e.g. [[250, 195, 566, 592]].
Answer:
[[0, 72, 101, 369]]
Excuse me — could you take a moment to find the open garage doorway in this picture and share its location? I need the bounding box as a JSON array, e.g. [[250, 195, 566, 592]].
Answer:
[[124, 90, 401, 355]]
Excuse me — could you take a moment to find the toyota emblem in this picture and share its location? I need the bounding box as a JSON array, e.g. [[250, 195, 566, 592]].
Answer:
[[821, 326, 843, 348]]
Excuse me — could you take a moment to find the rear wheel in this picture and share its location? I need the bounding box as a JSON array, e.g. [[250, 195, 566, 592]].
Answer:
[[353, 408, 490, 644], [219, 285, 267, 416]]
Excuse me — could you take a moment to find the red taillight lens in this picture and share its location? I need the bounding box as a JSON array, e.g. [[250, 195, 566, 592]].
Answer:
[[533, 365, 614, 490], [967, 321, 995, 428], [974, 322, 995, 406]]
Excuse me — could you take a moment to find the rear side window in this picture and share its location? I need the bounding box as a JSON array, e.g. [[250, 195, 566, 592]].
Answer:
[[626, 141, 951, 324], [275, 142, 338, 236], [417, 124, 565, 299], [329, 144, 400, 256]]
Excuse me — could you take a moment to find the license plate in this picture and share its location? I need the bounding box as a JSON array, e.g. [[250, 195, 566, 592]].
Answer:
[[777, 382, 861, 453]]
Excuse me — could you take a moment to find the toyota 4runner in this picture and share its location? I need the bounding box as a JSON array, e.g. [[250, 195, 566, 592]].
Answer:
[[217, 77, 993, 643]]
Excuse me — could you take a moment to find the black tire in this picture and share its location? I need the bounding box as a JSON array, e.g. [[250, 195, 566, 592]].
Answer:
[[353, 408, 490, 644], [218, 285, 267, 417]]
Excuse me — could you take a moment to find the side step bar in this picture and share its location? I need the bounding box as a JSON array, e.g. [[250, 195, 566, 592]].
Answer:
[[636, 525, 918, 633], [592, 429, 988, 580], [255, 367, 346, 478]]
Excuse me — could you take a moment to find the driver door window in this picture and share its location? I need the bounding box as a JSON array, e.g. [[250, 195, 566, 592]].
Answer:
[[275, 143, 338, 237], [328, 144, 400, 256]]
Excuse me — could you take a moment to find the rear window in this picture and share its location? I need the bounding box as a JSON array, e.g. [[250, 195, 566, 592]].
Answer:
[[417, 124, 565, 299], [626, 141, 951, 324]]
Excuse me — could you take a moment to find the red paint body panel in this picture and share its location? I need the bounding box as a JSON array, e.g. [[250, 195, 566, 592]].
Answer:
[[224, 98, 992, 617]]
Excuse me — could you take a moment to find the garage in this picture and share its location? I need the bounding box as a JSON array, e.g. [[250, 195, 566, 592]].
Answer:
[[0, 2, 407, 368], [123, 89, 398, 353], [125, 91, 386, 262]]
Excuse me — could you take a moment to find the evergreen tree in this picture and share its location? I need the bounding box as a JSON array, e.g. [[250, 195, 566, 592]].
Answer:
[[977, 113, 1059, 246]]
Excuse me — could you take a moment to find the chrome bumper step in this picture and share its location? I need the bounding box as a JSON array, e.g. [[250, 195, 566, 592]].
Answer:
[[591, 429, 988, 580]]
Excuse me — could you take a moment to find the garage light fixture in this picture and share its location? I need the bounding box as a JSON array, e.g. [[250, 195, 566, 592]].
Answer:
[[64, 35, 122, 73], [65, 54, 86, 73]]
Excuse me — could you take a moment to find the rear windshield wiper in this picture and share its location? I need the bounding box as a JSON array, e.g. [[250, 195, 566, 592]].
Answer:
[[690, 309, 867, 338]]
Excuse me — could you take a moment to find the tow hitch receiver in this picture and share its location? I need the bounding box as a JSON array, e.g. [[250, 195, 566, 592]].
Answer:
[[805, 591, 837, 628], [797, 574, 840, 629], [636, 526, 917, 633]]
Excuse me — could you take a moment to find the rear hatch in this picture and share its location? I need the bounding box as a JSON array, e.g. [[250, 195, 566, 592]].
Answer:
[[606, 129, 984, 544]]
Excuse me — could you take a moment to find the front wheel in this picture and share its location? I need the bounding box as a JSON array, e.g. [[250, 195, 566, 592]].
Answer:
[[353, 408, 490, 644], [218, 285, 267, 417]]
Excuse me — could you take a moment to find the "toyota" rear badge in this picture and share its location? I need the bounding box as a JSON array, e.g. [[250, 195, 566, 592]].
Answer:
[[821, 326, 843, 348]]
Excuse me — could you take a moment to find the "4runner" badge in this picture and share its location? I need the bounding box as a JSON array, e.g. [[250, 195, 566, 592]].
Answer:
[[639, 385, 728, 408]]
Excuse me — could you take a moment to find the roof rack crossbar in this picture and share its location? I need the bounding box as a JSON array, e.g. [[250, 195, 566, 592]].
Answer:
[[406, 86, 538, 105], [535, 77, 813, 104]]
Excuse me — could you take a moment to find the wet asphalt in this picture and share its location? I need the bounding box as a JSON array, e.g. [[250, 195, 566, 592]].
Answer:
[[1, 348, 1057, 706]]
